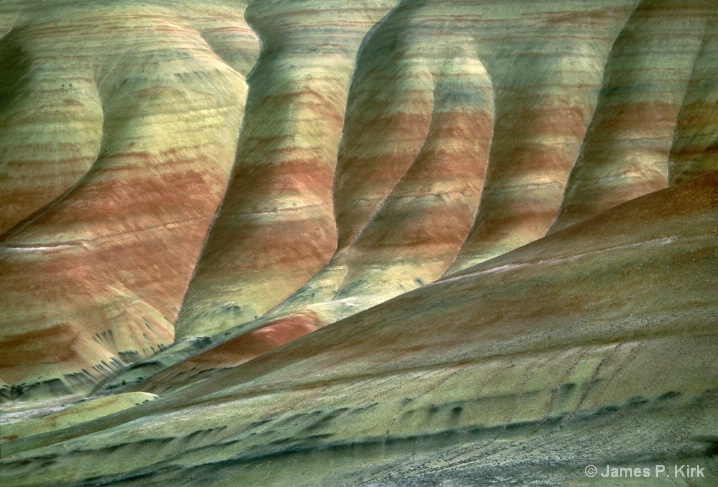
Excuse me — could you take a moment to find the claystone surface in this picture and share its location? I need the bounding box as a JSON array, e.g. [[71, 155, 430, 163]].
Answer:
[[1, 1, 717, 485]]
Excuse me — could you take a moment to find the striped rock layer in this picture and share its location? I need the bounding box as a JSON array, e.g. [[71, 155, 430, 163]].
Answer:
[[2, 170, 717, 486], [1, 1, 718, 485], [0, 0, 715, 462], [97, 0, 718, 397], [0, 1, 258, 400], [173, 0, 398, 338]]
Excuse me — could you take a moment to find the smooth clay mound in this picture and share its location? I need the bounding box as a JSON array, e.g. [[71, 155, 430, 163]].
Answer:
[[1, 0, 717, 486]]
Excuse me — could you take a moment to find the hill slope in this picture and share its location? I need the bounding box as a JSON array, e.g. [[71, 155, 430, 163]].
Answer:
[[1, 1, 717, 485]]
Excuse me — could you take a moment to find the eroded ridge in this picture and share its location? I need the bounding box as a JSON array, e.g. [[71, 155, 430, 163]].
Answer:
[[0, 11, 716, 487]]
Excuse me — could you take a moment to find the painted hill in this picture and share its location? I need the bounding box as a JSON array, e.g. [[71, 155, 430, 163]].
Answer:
[[1, 0, 717, 485], [2, 168, 717, 486]]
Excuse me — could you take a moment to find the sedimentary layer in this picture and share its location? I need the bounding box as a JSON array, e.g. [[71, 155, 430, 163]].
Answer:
[[0, 1, 258, 400], [173, 0, 398, 338], [1, 1, 717, 485], [2, 171, 716, 486], [96, 0, 718, 397], [0, 4, 715, 478]]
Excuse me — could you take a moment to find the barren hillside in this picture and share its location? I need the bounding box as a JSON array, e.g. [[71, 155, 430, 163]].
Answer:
[[1, 1, 717, 485]]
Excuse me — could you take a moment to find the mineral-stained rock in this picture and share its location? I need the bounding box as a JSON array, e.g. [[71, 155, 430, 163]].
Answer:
[[102, 0, 718, 395], [0, 392, 157, 443], [2, 170, 717, 486], [173, 0, 398, 338], [1, 0, 718, 485], [668, 6, 718, 185], [0, 1, 258, 400], [110, 1, 497, 393], [549, 0, 713, 232]]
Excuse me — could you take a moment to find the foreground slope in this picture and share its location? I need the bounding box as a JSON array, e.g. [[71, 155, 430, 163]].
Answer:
[[2, 171, 716, 485], [0, 1, 717, 484]]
